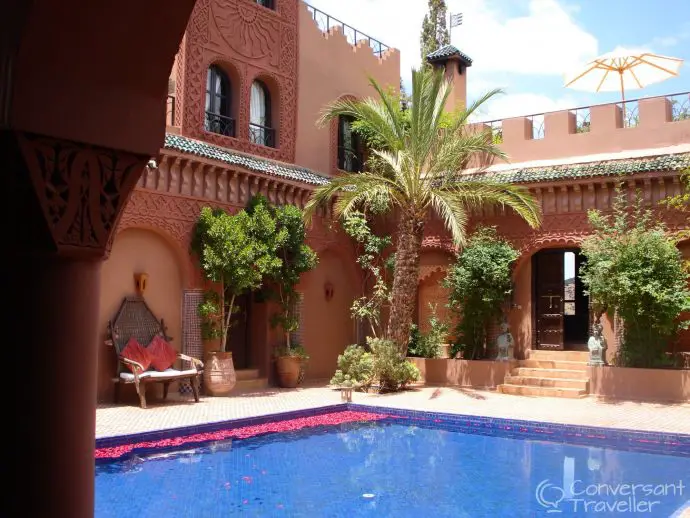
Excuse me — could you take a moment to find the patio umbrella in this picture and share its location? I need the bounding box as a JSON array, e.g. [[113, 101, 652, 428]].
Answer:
[[563, 48, 684, 103]]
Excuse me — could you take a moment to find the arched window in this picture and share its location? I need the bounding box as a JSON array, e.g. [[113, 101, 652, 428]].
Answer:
[[255, 0, 275, 8], [338, 115, 363, 172], [204, 65, 235, 137], [249, 80, 275, 148]]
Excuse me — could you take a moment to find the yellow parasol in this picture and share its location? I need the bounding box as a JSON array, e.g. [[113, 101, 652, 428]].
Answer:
[[564, 48, 683, 104]]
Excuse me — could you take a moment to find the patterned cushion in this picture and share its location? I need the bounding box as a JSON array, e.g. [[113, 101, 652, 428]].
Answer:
[[121, 337, 152, 374], [147, 335, 178, 371]]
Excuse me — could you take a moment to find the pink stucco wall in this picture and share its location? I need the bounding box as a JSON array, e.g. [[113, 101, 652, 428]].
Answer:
[[294, 2, 400, 174]]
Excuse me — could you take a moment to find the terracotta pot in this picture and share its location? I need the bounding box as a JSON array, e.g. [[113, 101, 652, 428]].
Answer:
[[204, 351, 236, 396], [276, 356, 302, 388]]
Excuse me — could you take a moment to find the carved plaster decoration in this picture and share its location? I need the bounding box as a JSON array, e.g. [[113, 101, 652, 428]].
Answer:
[[17, 132, 147, 258]]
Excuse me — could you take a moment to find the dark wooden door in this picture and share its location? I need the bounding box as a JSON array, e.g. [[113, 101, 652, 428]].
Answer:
[[535, 251, 564, 350], [228, 294, 251, 369]]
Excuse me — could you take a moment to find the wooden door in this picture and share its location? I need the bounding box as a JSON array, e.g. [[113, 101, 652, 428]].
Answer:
[[535, 251, 564, 350]]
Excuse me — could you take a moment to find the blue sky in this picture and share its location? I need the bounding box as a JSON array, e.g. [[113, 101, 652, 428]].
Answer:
[[306, 0, 690, 120]]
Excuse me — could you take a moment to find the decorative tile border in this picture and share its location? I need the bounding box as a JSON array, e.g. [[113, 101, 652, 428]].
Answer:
[[349, 404, 690, 458], [95, 403, 690, 462]]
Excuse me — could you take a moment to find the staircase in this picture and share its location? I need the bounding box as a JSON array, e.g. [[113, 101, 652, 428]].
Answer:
[[234, 369, 268, 393], [498, 350, 590, 398]]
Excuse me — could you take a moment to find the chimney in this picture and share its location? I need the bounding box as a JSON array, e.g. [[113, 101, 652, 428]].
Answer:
[[426, 45, 473, 113]]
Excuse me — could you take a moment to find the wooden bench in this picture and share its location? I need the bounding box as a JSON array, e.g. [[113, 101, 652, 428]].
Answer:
[[106, 296, 203, 409]]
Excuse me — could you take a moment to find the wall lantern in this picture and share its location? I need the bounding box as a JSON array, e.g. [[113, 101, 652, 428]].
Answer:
[[134, 273, 149, 296], [324, 281, 334, 302]]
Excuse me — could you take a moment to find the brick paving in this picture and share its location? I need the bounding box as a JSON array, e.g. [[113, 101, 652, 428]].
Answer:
[[96, 383, 690, 439]]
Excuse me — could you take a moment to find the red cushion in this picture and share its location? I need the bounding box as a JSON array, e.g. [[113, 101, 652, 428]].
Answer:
[[147, 335, 178, 371], [121, 338, 152, 374]]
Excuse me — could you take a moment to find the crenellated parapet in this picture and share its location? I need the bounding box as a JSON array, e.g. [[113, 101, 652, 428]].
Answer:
[[472, 92, 690, 164]]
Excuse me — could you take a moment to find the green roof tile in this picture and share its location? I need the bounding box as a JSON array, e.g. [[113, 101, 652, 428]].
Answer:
[[164, 134, 689, 189], [461, 153, 690, 184], [426, 45, 473, 66], [164, 134, 330, 186]]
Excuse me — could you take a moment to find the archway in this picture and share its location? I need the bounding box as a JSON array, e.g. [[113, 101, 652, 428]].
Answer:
[[300, 249, 360, 379], [532, 248, 589, 351], [99, 228, 185, 400]]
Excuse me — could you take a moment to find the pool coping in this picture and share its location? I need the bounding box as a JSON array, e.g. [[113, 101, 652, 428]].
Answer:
[[95, 403, 690, 458]]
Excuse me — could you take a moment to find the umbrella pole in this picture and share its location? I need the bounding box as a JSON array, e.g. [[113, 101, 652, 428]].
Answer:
[[619, 70, 626, 124]]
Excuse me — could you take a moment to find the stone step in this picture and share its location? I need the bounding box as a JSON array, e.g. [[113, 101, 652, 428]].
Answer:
[[498, 384, 588, 398], [234, 377, 268, 392], [520, 359, 588, 371], [512, 367, 589, 380], [504, 375, 589, 390], [235, 369, 260, 381], [528, 350, 589, 362]]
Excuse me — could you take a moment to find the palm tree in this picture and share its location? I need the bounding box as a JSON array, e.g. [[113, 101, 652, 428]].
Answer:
[[305, 67, 541, 354]]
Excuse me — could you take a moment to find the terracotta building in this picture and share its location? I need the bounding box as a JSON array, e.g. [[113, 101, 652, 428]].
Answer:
[[98, 0, 690, 402]]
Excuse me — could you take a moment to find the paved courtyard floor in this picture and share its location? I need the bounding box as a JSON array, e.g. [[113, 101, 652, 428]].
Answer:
[[96, 383, 690, 438]]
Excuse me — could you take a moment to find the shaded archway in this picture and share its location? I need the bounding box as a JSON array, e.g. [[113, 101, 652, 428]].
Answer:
[[299, 248, 360, 379], [98, 228, 185, 401]]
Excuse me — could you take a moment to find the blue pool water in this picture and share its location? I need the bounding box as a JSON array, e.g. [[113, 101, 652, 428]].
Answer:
[[96, 418, 690, 517]]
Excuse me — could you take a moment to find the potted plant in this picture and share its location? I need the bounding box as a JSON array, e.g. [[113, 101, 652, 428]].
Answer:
[[273, 342, 310, 388], [259, 198, 318, 388], [192, 204, 282, 395]]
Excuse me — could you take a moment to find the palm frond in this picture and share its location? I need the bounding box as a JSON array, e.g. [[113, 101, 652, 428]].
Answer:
[[303, 172, 402, 223], [429, 132, 507, 184], [429, 191, 470, 246], [317, 96, 402, 153], [444, 180, 542, 228]]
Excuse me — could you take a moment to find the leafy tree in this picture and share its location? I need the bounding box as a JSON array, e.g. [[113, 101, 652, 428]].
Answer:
[[305, 67, 540, 354], [191, 204, 282, 351], [342, 211, 393, 338], [248, 196, 319, 354], [444, 227, 518, 359], [580, 188, 690, 368], [420, 0, 450, 63]]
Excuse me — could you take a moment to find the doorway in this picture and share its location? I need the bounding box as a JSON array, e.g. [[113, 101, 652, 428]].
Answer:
[[227, 293, 252, 369], [533, 248, 589, 350]]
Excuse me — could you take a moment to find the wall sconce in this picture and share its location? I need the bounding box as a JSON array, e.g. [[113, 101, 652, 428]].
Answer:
[[324, 281, 334, 302], [134, 273, 149, 296]]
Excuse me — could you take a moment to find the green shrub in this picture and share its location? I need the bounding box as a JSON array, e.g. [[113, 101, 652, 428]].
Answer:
[[407, 304, 449, 358], [368, 337, 420, 391], [330, 345, 374, 390], [444, 227, 518, 359], [331, 340, 420, 392]]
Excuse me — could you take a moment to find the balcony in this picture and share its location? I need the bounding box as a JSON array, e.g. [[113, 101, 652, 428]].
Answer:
[[249, 123, 276, 148], [205, 112, 236, 138], [304, 2, 390, 58], [472, 91, 690, 164]]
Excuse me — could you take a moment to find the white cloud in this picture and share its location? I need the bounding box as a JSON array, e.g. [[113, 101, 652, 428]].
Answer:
[[305, 0, 598, 119], [449, 0, 598, 77]]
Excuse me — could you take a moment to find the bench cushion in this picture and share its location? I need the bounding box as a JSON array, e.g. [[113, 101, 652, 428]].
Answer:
[[147, 335, 178, 371], [119, 368, 198, 381], [121, 337, 152, 373]]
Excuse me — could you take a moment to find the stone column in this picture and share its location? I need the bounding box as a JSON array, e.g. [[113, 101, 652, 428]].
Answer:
[[4, 130, 146, 518]]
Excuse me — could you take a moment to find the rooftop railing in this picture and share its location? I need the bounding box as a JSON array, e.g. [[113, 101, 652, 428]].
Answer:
[[304, 3, 390, 58], [475, 91, 690, 129]]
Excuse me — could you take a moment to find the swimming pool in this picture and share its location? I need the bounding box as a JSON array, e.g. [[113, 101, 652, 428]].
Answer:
[[95, 405, 690, 517]]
